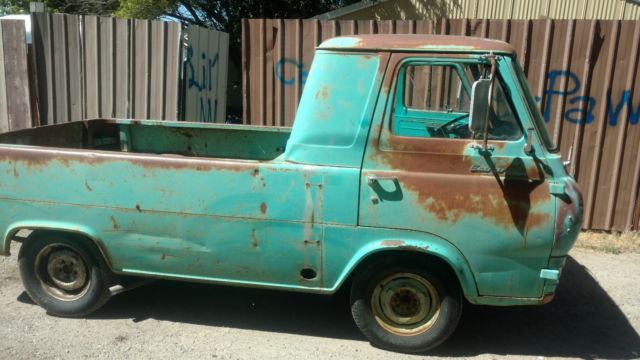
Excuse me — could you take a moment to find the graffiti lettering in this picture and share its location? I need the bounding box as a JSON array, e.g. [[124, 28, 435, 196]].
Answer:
[[531, 69, 638, 126], [273, 58, 639, 127], [185, 45, 220, 122], [275, 58, 309, 86]]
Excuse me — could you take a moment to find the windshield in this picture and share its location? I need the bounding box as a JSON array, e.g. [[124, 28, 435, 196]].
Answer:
[[511, 59, 557, 152]]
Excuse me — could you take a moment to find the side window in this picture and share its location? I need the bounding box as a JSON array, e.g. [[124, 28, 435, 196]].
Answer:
[[393, 62, 522, 141]]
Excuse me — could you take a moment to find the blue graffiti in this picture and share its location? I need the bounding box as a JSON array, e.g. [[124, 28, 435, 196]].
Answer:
[[275, 58, 308, 86], [273, 59, 639, 127], [185, 45, 220, 122], [535, 70, 639, 126], [186, 46, 220, 92], [199, 98, 218, 123]]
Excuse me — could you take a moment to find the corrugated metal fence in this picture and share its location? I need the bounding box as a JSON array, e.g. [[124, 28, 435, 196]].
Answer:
[[181, 26, 229, 122], [0, 20, 31, 131], [242, 18, 640, 231], [29, 12, 229, 125], [32, 13, 182, 123]]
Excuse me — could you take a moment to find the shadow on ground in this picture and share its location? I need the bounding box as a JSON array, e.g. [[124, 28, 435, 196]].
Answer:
[[19, 256, 640, 358]]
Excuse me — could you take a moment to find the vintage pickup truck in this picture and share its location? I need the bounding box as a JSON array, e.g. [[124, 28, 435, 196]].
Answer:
[[0, 35, 582, 353]]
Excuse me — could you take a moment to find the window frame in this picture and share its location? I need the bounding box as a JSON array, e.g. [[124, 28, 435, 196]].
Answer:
[[389, 58, 525, 143]]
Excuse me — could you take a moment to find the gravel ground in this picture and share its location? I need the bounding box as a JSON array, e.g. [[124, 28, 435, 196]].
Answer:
[[0, 244, 638, 360]]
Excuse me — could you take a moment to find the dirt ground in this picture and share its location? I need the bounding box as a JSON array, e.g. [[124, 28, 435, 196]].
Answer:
[[0, 242, 639, 360]]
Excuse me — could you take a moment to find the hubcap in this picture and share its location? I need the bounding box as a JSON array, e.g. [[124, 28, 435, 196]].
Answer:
[[371, 273, 440, 336], [35, 244, 90, 301]]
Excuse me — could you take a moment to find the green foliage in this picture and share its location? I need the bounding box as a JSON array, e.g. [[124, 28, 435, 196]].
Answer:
[[0, 0, 119, 16], [0, 0, 29, 15], [116, 0, 173, 20], [116, 0, 358, 62]]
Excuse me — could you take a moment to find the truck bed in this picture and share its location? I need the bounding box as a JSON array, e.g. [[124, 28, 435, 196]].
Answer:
[[0, 119, 291, 161]]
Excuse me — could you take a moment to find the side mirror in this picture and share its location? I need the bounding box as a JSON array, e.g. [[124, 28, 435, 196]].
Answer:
[[469, 78, 492, 133]]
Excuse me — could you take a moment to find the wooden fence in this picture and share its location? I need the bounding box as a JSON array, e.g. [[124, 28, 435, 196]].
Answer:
[[0, 13, 229, 130], [0, 20, 31, 132], [242, 18, 640, 231]]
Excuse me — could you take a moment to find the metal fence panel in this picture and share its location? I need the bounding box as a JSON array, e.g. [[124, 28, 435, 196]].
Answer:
[[242, 18, 640, 231], [32, 13, 183, 123], [181, 25, 229, 122], [0, 19, 31, 132]]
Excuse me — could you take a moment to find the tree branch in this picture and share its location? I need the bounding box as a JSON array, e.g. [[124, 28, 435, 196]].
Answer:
[[181, 1, 207, 27]]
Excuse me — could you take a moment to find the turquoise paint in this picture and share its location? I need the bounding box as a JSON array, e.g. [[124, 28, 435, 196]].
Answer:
[[318, 37, 362, 48], [285, 51, 383, 167], [0, 44, 581, 306]]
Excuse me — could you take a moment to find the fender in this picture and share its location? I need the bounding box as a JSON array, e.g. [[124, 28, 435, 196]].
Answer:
[[330, 234, 479, 299], [1, 220, 114, 271]]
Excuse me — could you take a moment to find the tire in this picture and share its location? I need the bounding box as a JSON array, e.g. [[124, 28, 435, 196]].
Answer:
[[350, 262, 462, 353], [18, 233, 113, 317]]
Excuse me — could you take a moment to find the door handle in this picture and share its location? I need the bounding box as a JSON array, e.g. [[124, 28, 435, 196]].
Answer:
[[367, 175, 397, 186]]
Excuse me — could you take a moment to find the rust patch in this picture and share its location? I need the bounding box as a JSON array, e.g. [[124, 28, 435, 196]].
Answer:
[[370, 135, 473, 175], [314, 86, 329, 101], [260, 202, 267, 215], [160, 253, 166, 260], [400, 173, 550, 232], [135, 204, 142, 212], [321, 35, 516, 54], [493, 142, 507, 150], [0, 143, 265, 174], [542, 293, 555, 304], [84, 181, 93, 192], [368, 125, 551, 232], [109, 216, 120, 230], [252, 168, 260, 177], [381, 240, 405, 246], [401, 245, 428, 252]]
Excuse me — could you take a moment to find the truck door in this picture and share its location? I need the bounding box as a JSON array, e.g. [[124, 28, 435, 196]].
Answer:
[[358, 54, 556, 298]]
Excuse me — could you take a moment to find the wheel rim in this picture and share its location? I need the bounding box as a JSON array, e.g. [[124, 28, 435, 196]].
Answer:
[[371, 273, 441, 336], [34, 244, 90, 301]]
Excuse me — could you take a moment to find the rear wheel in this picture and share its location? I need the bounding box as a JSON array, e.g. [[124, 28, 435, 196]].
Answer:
[[18, 233, 113, 317], [350, 262, 462, 353]]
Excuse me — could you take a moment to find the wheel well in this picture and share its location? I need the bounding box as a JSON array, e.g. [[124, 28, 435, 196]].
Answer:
[[347, 250, 462, 292], [18, 229, 112, 270]]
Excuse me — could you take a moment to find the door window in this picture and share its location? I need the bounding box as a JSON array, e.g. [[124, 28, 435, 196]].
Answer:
[[393, 63, 522, 141]]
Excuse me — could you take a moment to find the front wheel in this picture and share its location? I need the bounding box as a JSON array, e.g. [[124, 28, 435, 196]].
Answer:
[[350, 263, 462, 353], [18, 233, 113, 317]]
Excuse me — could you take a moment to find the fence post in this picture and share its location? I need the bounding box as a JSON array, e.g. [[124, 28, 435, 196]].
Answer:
[[29, 2, 45, 13]]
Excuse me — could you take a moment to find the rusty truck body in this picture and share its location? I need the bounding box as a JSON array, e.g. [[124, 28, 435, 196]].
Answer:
[[0, 35, 583, 353]]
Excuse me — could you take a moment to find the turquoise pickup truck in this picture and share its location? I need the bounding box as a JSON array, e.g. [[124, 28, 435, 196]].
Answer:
[[0, 35, 582, 353]]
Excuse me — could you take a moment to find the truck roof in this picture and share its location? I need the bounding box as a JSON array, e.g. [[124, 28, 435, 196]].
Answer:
[[318, 35, 515, 54]]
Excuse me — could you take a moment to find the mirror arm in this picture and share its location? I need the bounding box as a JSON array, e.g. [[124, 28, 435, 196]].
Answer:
[[524, 127, 535, 155], [482, 54, 497, 151]]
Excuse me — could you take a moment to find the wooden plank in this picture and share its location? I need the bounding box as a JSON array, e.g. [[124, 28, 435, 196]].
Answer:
[[148, 20, 165, 119], [83, 16, 100, 119], [132, 19, 150, 119], [51, 14, 68, 123], [65, 15, 81, 122], [98, 16, 115, 118], [114, 18, 130, 119], [0, 21, 8, 133], [32, 12, 55, 125], [164, 22, 181, 120], [1, 20, 31, 130], [585, 21, 620, 229]]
